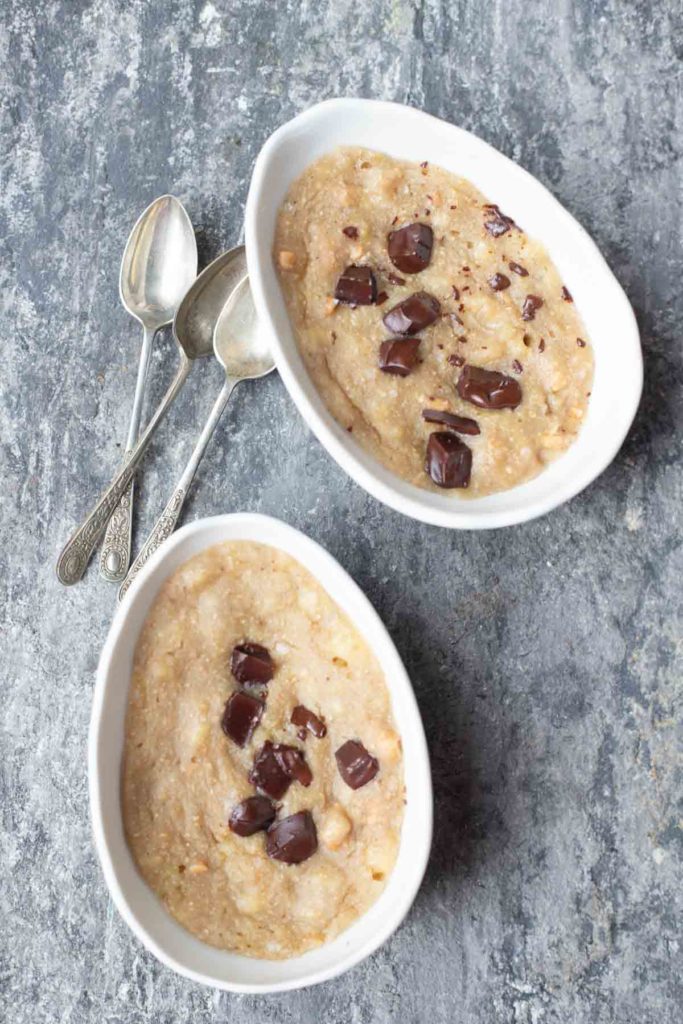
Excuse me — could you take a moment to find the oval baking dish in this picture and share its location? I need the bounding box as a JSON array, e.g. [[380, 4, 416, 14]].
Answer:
[[90, 513, 432, 992], [245, 98, 642, 529]]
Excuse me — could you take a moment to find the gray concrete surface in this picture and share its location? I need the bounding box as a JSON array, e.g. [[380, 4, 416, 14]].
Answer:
[[1, 1, 681, 1021]]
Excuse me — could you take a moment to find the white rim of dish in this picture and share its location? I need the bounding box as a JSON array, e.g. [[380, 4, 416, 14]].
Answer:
[[245, 97, 643, 530], [89, 513, 433, 993]]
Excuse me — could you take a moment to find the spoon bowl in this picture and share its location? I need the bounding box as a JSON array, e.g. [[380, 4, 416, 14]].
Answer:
[[213, 274, 276, 380], [120, 195, 197, 329], [174, 247, 248, 361]]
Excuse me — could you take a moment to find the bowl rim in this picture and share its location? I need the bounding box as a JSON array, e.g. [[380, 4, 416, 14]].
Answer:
[[245, 97, 643, 530], [89, 512, 433, 993]]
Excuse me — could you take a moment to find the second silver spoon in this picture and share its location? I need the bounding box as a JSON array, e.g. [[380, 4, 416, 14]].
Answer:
[[118, 275, 275, 600]]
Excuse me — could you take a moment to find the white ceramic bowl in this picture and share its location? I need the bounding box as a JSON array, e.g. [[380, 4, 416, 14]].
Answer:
[[245, 98, 642, 529], [90, 514, 432, 993]]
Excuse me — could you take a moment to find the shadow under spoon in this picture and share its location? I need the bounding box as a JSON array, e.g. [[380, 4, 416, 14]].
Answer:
[[56, 245, 247, 586], [118, 274, 275, 600], [99, 194, 198, 583]]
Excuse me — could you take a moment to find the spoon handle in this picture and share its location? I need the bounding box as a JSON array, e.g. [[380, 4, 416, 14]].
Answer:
[[118, 377, 237, 600], [99, 324, 156, 582], [56, 356, 192, 586]]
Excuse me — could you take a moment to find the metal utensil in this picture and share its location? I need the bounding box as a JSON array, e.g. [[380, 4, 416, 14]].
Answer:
[[99, 194, 198, 583], [56, 245, 247, 586], [118, 273, 275, 600]]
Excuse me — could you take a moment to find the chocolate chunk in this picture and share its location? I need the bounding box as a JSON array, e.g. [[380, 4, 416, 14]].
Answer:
[[376, 290, 389, 305], [335, 739, 379, 790], [249, 741, 291, 799], [561, 285, 573, 302], [483, 204, 516, 237], [508, 261, 528, 277], [291, 705, 327, 739], [451, 285, 460, 300], [274, 745, 313, 787], [512, 359, 523, 374], [266, 811, 318, 865], [229, 796, 276, 837], [457, 364, 522, 410], [447, 353, 465, 367], [221, 691, 264, 748], [231, 642, 274, 687], [488, 273, 511, 291], [539, 338, 546, 352], [342, 225, 359, 239], [382, 292, 441, 335], [521, 294, 544, 321], [379, 338, 421, 376], [387, 222, 434, 274], [388, 272, 406, 286], [425, 432, 472, 488], [577, 337, 586, 347], [334, 265, 377, 306], [421, 408, 480, 435]]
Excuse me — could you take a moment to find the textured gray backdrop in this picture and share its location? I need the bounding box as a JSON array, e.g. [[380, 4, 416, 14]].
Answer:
[[1, 1, 681, 1022]]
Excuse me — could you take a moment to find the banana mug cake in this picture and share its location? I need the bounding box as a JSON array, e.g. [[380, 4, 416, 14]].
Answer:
[[122, 541, 404, 959], [275, 147, 594, 497]]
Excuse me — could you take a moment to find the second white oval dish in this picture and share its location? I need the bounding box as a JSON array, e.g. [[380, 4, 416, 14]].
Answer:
[[90, 513, 433, 993]]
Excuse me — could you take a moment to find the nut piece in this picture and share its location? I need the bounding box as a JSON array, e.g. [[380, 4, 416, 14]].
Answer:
[[278, 249, 297, 270], [319, 804, 352, 850], [188, 861, 209, 875]]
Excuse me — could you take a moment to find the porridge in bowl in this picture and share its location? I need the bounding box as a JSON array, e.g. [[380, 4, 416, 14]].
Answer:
[[122, 541, 404, 959], [274, 147, 594, 497]]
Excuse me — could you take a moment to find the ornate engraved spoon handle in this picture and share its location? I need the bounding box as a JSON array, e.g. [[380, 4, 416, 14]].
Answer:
[[119, 376, 237, 600], [56, 357, 192, 586], [117, 485, 187, 600], [99, 325, 156, 582]]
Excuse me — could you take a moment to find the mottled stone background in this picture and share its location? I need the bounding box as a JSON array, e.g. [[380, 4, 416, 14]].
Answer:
[[1, 1, 681, 1021]]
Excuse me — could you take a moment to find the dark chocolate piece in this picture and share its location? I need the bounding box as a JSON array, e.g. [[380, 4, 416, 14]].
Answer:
[[387, 272, 406, 286], [221, 691, 264, 748], [561, 285, 573, 301], [508, 261, 528, 276], [421, 408, 480, 435], [447, 353, 465, 367], [577, 337, 586, 347], [231, 642, 274, 687], [342, 226, 359, 239], [457, 364, 522, 410], [382, 292, 441, 335], [291, 705, 327, 739], [229, 796, 276, 837], [425, 432, 472, 488], [379, 338, 421, 376], [376, 290, 389, 305], [521, 294, 544, 321], [483, 204, 516, 237], [334, 265, 377, 306], [512, 359, 523, 374], [335, 739, 379, 790], [488, 273, 511, 291], [387, 222, 433, 274], [249, 741, 291, 800], [451, 285, 460, 300], [266, 811, 318, 865], [274, 745, 313, 787]]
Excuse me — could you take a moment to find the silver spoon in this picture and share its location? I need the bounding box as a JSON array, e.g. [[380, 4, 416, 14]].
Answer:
[[99, 194, 198, 583], [56, 245, 247, 586], [118, 274, 275, 600]]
